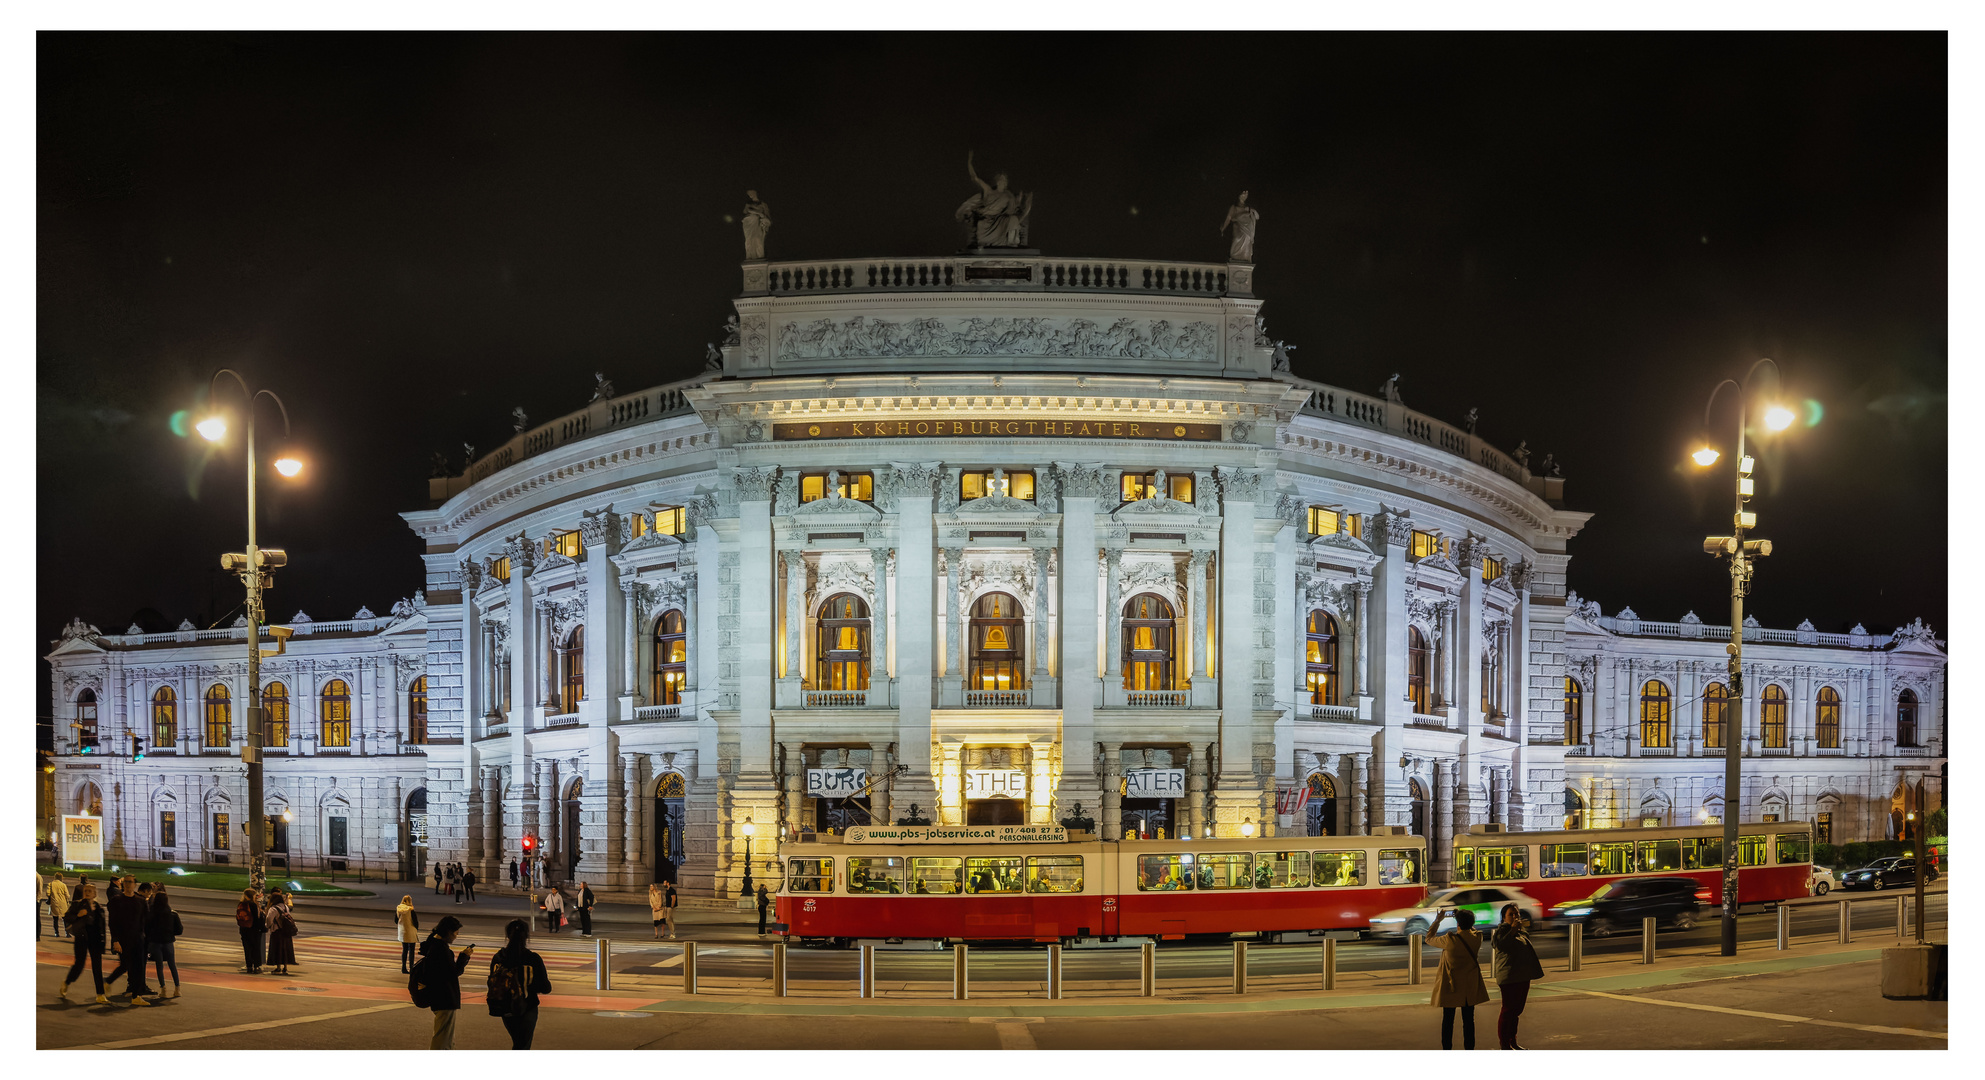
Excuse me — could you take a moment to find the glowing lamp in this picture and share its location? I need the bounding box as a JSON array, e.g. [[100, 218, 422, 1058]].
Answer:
[[1240, 818, 1257, 838], [273, 457, 303, 478], [1692, 447, 1720, 467], [1762, 405, 1795, 432], [742, 818, 755, 839], [196, 416, 228, 442]]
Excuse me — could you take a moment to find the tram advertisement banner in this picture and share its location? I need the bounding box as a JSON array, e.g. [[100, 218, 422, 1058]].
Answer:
[[844, 824, 1067, 845], [806, 768, 868, 797], [61, 815, 104, 867]]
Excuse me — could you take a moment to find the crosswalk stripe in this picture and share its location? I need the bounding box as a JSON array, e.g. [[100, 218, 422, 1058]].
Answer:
[[55, 1002, 413, 1049]]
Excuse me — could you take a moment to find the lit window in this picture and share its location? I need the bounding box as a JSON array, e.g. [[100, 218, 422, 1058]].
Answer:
[[1411, 531, 1441, 559], [204, 683, 231, 748], [1816, 687, 1841, 749], [74, 690, 98, 751], [653, 610, 687, 704], [263, 683, 290, 748], [1761, 684, 1788, 749], [1703, 682, 1729, 748], [649, 505, 688, 536], [321, 679, 351, 748], [1481, 556, 1502, 582], [961, 469, 1035, 501], [1120, 472, 1193, 502], [1122, 593, 1178, 691], [559, 628, 584, 714], [1407, 628, 1430, 713], [815, 594, 871, 691], [152, 686, 177, 747], [1307, 507, 1340, 536], [1563, 678, 1583, 745], [489, 556, 510, 583], [800, 472, 874, 503], [544, 531, 582, 559], [1640, 680, 1672, 748], [1345, 514, 1362, 538], [1305, 611, 1338, 705], [408, 676, 428, 745], [158, 810, 175, 849], [213, 812, 229, 851]]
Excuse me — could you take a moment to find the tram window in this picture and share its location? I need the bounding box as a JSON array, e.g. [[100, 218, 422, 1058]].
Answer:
[[1776, 834, 1811, 866], [1452, 848, 1476, 882], [1592, 842, 1634, 876], [965, 857, 1026, 894], [1377, 849, 1421, 886], [1254, 850, 1311, 888], [1199, 853, 1252, 889], [847, 857, 905, 894], [1137, 854, 1195, 891], [1313, 851, 1366, 887], [1540, 843, 1588, 878], [1027, 856, 1085, 893], [787, 857, 834, 893], [1638, 839, 1683, 873], [910, 857, 963, 895], [1738, 835, 1768, 867], [1684, 837, 1723, 870], [1479, 846, 1529, 881]]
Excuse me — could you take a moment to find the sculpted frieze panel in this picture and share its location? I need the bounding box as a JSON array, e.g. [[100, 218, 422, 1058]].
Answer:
[[776, 316, 1217, 362]]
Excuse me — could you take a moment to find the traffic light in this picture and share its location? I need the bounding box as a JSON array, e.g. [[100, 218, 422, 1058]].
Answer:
[[521, 834, 536, 854], [131, 735, 145, 762]]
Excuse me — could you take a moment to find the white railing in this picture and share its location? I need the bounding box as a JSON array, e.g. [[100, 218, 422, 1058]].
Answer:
[[755, 255, 1234, 297], [1593, 614, 1895, 650], [543, 712, 581, 729], [482, 723, 509, 740], [805, 690, 870, 708], [634, 704, 684, 721], [1125, 690, 1189, 709], [964, 689, 1031, 709], [1309, 704, 1358, 721]]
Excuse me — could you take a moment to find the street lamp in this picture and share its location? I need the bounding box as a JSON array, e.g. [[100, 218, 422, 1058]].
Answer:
[[199, 369, 302, 899], [1692, 358, 1791, 958], [740, 817, 756, 898], [1240, 817, 1256, 838]]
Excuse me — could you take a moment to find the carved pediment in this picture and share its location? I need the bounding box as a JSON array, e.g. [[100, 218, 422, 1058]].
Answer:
[[955, 493, 1039, 515], [1112, 495, 1196, 518], [535, 551, 577, 574], [1311, 531, 1374, 555], [791, 494, 881, 518], [619, 530, 685, 557], [1415, 552, 1460, 576]]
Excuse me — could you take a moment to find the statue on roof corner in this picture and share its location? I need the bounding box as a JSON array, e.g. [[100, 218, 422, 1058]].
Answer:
[[742, 190, 772, 260], [1221, 190, 1259, 262], [956, 151, 1032, 248]]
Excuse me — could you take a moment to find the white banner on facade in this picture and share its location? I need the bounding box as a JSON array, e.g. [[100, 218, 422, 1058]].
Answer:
[[61, 815, 103, 867], [843, 824, 1067, 845], [1124, 769, 1186, 799], [964, 769, 1027, 799], [806, 767, 869, 798]]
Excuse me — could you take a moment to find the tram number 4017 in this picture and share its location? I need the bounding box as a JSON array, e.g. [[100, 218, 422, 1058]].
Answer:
[[803, 899, 818, 913], [1102, 898, 1118, 913]]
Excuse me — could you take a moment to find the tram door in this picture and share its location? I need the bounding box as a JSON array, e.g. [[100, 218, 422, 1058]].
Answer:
[[654, 772, 686, 884]]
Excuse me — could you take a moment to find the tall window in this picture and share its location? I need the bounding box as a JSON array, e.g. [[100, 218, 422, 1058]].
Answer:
[[263, 682, 290, 748], [204, 684, 232, 748], [1640, 680, 1672, 749], [1480, 556, 1503, 581], [1816, 811, 1833, 845], [489, 556, 511, 583], [1816, 686, 1841, 749], [1407, 627, 1431, 713], [969, 592, 1026, 692], [816, 594, 871, 690], [631, 505, 688, 540], [1481, 635, 1504, 717], [800, 472, 874, 502], [558, 627, 585, 714], [1702, 682, 1729, 749], [321, 679, 351, 748], [213, 812, 229, 851], [1563, 678, 1583, 745], [1761, 684, 1788, 749], [544, 530, 582, 559], [653, 610, 687, 703], [1122, 593, 1178, 690], [152, 686, 177, 747], [75, 689, 98, 751], [961, 469, 1034, 501], [408, 676, 428, 745], [158, 810, 175, 849], [1896, 689, 1918, 747], [1120, 471, 1193, 502], [1410, 531, 1448, 560], [1307, 506, 1341, 536], [1305, 611, 1338, 706]]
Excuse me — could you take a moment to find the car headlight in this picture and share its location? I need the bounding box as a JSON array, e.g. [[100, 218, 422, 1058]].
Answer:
[[1560, 907, 1592, 917], [1371, 917, 1405, 924]]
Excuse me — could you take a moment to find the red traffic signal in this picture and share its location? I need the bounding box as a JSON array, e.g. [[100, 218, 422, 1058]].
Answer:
[[521, 834, 536, 852]]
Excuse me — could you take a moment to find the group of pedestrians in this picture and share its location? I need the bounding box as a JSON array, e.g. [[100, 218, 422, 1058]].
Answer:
[[1427, 902, 1546, 1050], [408, 915, 554, 1050], [432, 862, 478, 903], [646, 881, 679, 938], [529, 880, 597, 935], [232, 885, 301, 976], [46, 872, 185, 1006], [508, 855, 550, 889]]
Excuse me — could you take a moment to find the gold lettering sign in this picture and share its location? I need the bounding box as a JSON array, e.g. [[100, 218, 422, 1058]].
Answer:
[[774, 419, 1220, 442]]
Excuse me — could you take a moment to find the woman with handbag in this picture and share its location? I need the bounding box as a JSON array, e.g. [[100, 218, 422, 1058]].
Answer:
[[147, 884, 184, 998]]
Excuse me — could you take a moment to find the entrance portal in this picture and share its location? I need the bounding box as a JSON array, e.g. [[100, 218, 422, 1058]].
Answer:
[[1121, 798, 1173, 838], [653, 772, 685, 884], [966, 798, 1024, 826]]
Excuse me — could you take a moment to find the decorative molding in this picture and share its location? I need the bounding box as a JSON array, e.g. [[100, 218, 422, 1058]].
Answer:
[[1052, 461, 1112, 500], [1214, 465, 1263, 503], [732, 465, 779, 501], [886, 461, 945, 498], [578, 506, 621, 552], [1367, 505, 1415, 549], [776, 315, 1217, 361]]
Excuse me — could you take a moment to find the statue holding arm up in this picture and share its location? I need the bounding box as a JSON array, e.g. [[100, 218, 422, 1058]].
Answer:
[[956, 151, 1032, 248]]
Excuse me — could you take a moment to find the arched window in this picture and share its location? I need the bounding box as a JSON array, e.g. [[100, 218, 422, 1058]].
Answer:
[[653, 610, 687, 704], [152, 686, 177, 747], [1640, 680, 1672, 749], [1305, 611, 1338, 706], [1562, 678, 1583, 745], [558, 626, 585, 714], [321, 679, 351, 748], [1896, 689, 1919, 747], [74, 689, 99, 751], [1408, 778, 1429, 837], [1563, 786, 1587, 830], [1761, 684, 1788, 749], [408, 676, 428, 745], [1122, 593, 1177, 691], [204, 684, 231, 748], [969, 592, 1026, 692], [1702, 682, 1729, 749], [815, 594, 871, 691], [1407, 627, 1431, 714], [263, 683, 290, 748], [1816, 686, 1841, 749], [1305, 772, 1338, 837]]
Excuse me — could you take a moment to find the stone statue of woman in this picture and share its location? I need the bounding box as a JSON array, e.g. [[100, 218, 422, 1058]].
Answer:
[[956, 151, 1032, 248], [742, 190, 772, 260], [1221, 190, 1259, 262]]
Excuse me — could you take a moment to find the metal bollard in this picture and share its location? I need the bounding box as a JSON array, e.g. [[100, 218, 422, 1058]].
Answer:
[[1140, 941, 1156, 997], [682, 940, 697, 995], [1838, 899, 1852, 944], [1776, 905, 1790, 951], [773, 941, 787, 998], [1233, 940, 1248, 995], [1568, 923, 1582, 972], [1047, 943, 1063, 1000], [859, 943, 876, 998], [1895, 896, 1907, 939], [1641, 916, 1657, 964], [1407, 932, 1423, 984], [953, 943, 969, 1000], [595, 937, 611, 990], [1322, 938, 1337, 990]]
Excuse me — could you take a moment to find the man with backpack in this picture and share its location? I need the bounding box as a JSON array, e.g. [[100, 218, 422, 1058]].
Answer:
[[409, 915, 474, 1050], [487, 918, 554, 1049], [575, 881, 595, 936]]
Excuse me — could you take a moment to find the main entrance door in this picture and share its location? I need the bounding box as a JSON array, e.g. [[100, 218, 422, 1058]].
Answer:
[[654, 772, 686, 884], [1121, 798, 1173, 839]]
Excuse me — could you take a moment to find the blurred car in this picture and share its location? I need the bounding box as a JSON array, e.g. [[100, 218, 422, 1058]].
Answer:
[[1841, 857, 1938, 891], [1810, 867, 1837, 896], [1368, 885, 1544, 940], [1546, 876, 1708, 936]]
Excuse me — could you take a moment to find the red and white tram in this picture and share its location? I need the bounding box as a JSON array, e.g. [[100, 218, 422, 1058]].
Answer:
[[1450, 821, 1815, 911], [775, 831, 1430, 946]]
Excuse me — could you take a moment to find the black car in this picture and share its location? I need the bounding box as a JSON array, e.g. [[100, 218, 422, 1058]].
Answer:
[[1841, 857, 1939, 891], [1546, 876, 1709, 937]]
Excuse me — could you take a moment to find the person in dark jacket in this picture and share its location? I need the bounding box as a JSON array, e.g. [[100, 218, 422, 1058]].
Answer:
[[1490, 904, 1546, 1050], [756, 883, 771, 936], [488, 918, 554, 1049], [462, 867, 478, 904], [433, 863, 444, 895], [509, 858, 520, 889], [58, 883, 109, 1004], [416, 915, 475, 1050], [265, 891, 300, 975], [576, 881, 595, 936], [147, 884, 183, 998], [103, 878, 156, 1001], [236, 888, 265, 974]]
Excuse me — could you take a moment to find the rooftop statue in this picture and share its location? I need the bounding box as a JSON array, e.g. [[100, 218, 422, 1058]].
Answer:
[[956, 151, 1033, 249], [1220, 190, 1259, 262], [742, 190, 772, 260]]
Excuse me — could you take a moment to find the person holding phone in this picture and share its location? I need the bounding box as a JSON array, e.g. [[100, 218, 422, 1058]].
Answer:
[[1429, 906, 1489, 1049], [1490, 903, 1545, 1049], [418, 915, 475, 1050]]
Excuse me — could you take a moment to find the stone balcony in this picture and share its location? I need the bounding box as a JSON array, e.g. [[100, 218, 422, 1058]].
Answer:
[[743, 254, 1248, 299]]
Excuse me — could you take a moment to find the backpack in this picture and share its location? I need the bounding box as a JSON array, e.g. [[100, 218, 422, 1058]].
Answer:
[[486, 952, 530, 1017], [408, 951, 445, 1009], [235, 904, 256, 929]]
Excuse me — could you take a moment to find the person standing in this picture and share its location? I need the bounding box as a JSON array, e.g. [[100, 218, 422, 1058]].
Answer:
[[487, 918, 554, 1050], [236, 888, 265, 973], [147, 884, 183, 998], [415, 915, 474, 1050], [509, 858, 520, 889], [103, 877, 156, 1001], [663, 881, 678, 940], [46, 872, 70, 939], [265, 891, 299, 976], [462, 866, 478, 904], [647, 884, 667, 940], [756, 883, 771, 936], [1490, 905, 1546, 1050], [433, 863, 444, 896], [37, 871, 46, 940], [576, 881, 594, 937], [396, 894, 422, 974], [448, 864, 461, 904], [1429, 907, 1489, 1049], [58, 882, 109, 1004], [543, 885, 565, 934]]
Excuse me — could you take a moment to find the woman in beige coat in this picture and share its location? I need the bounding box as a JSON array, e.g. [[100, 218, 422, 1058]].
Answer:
[[395, 895, 421, 973], [1429, 907, 1490, 1049]]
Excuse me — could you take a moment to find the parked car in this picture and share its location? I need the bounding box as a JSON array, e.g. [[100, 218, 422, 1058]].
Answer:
[[1810, 867, 1838, 896], [1545, 876, 1709, 936], [1841, 857, 1938, 891], [1368, 885, 1545, 940]]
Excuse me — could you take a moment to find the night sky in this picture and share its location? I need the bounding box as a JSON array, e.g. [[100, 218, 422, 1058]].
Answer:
[[38, 33, 1946, 684]]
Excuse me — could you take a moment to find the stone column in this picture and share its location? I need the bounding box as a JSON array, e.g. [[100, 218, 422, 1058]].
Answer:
[[1185, 748, 1207, 839], [868, 742, 895, 827], [535, 758, 557, 876], [1101, 742, 1123, 838], [621, 580, 639, 703], [579, 507, 624, 879], [1028, 743, 1053, 824], [480, 765, 501, 878], [1209, 466, 1264, 835], [1103, 547, 1124, 679], [943, 546, 966, 680], [621, 752, 642, 869], [1366, 508, 1414, 829], [782, 743, 806, 838], [871, 546, 891, 679], [782, 550, 806, 682], [938, 742, 964, 826], [1190, 549, 1212, 681], [735, 465, 778, 783], [1032, 546, 1053, 681], [1435, 759, 1453, 876], [1354, 578, 1372, 703], [887, 462, 943, 818], [1053, 462, 1107, 824]]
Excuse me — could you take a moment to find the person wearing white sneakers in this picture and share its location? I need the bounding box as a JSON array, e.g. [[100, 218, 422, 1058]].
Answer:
[[58, 882, 109, 1004]]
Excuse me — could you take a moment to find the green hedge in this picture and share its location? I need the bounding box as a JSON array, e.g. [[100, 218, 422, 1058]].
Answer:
[[37, 857, 370, 896]]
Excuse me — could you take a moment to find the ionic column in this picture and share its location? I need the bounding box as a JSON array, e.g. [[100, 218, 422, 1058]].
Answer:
[[782, 743, 806, 837], [1190, 550, 1212, 680], [783, 550, 806, 681], [1186, 748, 1207, 839], [1104, 548, 1124, 679], [1032, 547, 1053, 680], [871, 547, 891, 679], [620, 752, 642, 867], [943, 547, 965, 678], [1354, 752, 1371, 835], [480, 765, 501, 876], [1354, 579, 1372, 699], [1101, 742, 1123, 837], [621, 581, 639, 702], [535, 759, 558, 874]]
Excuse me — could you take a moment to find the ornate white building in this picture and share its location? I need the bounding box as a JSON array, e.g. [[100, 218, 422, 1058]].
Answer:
[[46, 247, 1946, 893]]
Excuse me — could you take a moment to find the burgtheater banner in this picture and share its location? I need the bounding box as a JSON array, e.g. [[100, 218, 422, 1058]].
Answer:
[[844, 824, 1067, 844], [775, 418, 1221, 442], [61, 815, 104, 867]]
